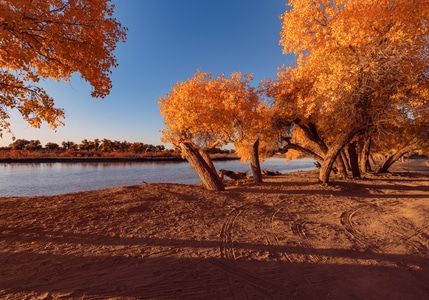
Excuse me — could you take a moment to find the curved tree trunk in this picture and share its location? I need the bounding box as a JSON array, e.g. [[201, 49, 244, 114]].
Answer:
[[346, 141, 361, 179], [180, 142, 225, 191], [250, 139, 263, 184], [376, 143, 418, 174], [298, 122, 329, 154], [278, 143, 324, 162], [319, 128, 360, 183], [319, 145, 342, 184], [297, 121, 346, 177]]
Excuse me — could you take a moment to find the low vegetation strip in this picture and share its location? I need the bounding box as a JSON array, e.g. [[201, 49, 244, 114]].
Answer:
[[0, 150, 239, 163]]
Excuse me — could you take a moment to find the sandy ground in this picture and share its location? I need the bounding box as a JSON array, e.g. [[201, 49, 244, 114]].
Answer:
[[0, 160, 428, 299]]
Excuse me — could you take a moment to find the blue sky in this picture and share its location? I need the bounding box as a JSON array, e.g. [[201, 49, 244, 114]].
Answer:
[[1, 0, 295, 148]]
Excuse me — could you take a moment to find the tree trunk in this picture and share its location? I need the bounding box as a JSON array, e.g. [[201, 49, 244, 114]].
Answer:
[[360, 137, 372, 173], [346, 141, 361, 179], [278, 143, 324, 162], [297, 121, 346, 178], [199, 148, 217, 171], [376, 143, 418, 173], [341, 150, 351, 172], [250, 139, 263, 184], [179, 142, 225, 191], [298, 122, 329, 154], [335, 155, 348, 177], [319, 128, 360, 183], [319, 150, 338, 184], [369, 154, 376, 167]]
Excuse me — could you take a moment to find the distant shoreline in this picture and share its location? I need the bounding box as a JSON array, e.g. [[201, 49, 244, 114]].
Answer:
[[0, 154, 240, 164]]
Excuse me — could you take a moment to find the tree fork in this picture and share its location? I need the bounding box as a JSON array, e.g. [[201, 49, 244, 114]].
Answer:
[[318, 127, 361, 183]]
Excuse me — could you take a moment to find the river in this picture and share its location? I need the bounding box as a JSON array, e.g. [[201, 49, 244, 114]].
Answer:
[[0, 158, 316, 197]]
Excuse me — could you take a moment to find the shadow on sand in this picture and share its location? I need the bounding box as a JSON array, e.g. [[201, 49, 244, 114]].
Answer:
[[1, 231, 428, 299]]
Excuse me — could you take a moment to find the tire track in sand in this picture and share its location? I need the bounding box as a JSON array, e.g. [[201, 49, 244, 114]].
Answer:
[[340, 200, 429, 280], [220, 205, 245, 260], [340, 206, 369, 248], [263, 200, 294, 263], [340, 202, 429, 255], [217, 204, 292, 298], [290, 219, 325, 262], [263, 200, 325, 263]]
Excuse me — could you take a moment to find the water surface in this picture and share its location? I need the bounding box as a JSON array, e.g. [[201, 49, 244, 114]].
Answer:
[[0, 158, 315, 197]]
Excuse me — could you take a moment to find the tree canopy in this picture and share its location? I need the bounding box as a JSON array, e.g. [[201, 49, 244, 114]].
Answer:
[[159, 70, 270, 189], [0, 0, 127, 137], [275, 0, 429, 182], [159, 0, 429, 189]]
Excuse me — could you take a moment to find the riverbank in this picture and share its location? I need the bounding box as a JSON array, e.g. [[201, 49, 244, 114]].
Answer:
[[0, 161, 428, 299], [0, 153, 239, 163], [0, 156, 186, 163]]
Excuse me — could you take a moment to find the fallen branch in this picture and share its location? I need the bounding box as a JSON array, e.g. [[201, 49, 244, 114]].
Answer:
[[218, 169, 249, 180]]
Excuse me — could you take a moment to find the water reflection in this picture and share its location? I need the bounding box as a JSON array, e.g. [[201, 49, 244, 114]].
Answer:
[[0, 158, 315, 197]]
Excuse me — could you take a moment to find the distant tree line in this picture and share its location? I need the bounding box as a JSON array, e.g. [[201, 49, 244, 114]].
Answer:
[[2, 139, 167, 154], [0, 138, 235, 156]]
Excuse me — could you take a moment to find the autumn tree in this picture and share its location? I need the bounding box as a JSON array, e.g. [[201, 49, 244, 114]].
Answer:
[[25, 139, 42, 151], [159, 71, 231, 191], [99, 138, 114, 152], [262, 70, 345, 175], [45, 142, 60, 152], [10, 138, 30, 150], [0, 0, 127, 138], [61, 141, 78, 151], [278, 0, 429, 183], [159, 71, 268, 190], [372, 107, 429, 173], [220, 76, 270, 184], [79, 139, 92, 151], [127, 142, 144, 153]]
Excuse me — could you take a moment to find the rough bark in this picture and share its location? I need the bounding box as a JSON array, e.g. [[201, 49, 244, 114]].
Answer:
[[335, 155, 348, 178], [179, 142, 225, 191], [250, 139, 263, 184], [298, 122, 329, 154], [369, 154, 376, 167], [346, 141, 361, 179], [278, 136, 348, 177], [319, 128, 360, 183], [360, 137, 372, 173], [341, 150, 351, 172], [297, 121, 346, 177], [376, 143, 418, 174], [199, 148, 216, 171]]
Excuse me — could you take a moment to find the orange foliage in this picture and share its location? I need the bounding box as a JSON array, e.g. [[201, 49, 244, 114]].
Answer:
[[0, 0, 127, 136], [279, 0, 429, 125], [271, 0, 429, 181], [159, 70, 267, 158], [276, 0, 429, 150]]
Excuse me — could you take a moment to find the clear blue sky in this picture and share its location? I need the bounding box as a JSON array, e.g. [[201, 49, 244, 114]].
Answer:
[[1, 0, 295, 148]]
